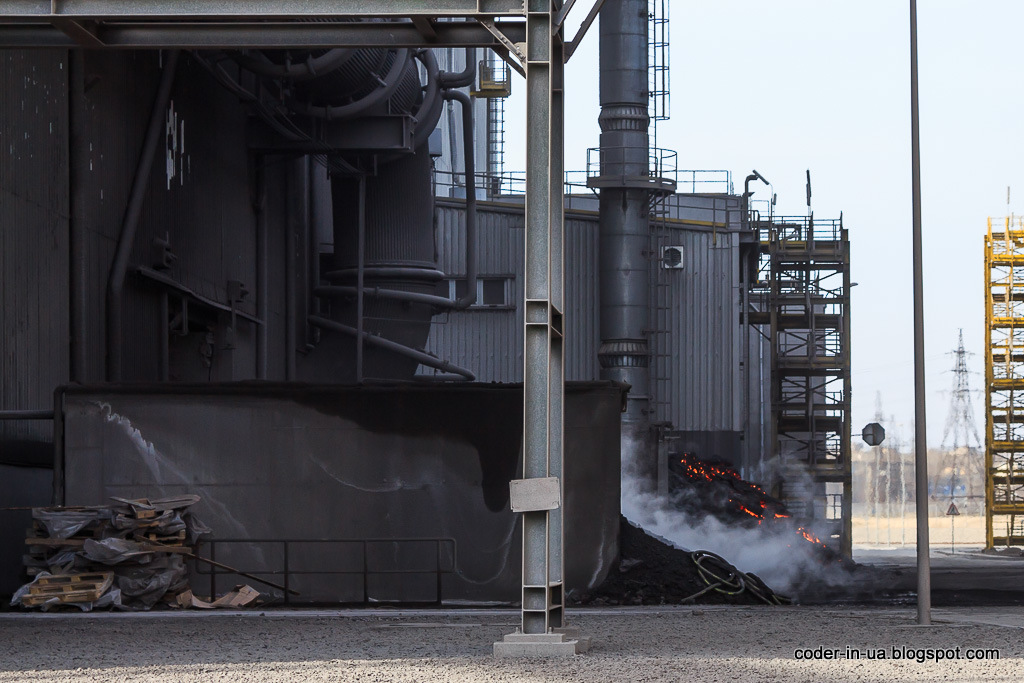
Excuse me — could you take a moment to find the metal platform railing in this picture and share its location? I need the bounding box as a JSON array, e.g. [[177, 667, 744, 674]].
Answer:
[[196, 537, 458, 605]]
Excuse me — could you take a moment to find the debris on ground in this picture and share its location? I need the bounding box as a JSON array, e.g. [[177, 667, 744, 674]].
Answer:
[[175, 584, 260, 609], [570, 517, 789, 606], [13, 496, 221, 610]]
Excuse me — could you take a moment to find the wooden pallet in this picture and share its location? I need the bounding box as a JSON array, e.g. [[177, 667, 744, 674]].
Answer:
[[22, 572, 113, 606], [136, 530, 186, 545]]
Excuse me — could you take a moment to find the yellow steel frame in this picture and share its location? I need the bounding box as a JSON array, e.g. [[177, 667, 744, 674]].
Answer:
[[985, 217, 1024, 547]]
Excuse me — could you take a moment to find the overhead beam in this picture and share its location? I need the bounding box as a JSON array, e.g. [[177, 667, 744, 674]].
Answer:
[[0, 20, 525, 48], [0, 0, 525, 19]]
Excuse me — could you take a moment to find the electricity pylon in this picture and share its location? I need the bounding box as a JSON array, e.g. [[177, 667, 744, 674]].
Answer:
[[937, 329, 983, 505]]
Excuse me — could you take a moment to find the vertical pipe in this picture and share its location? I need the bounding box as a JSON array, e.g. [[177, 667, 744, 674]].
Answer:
[[444, 90, 478, 309], [285, 156, 307, 381], [68, 50, 88, 383], [304, 156, 315, 350], [910, 0, 931, 626], [255, 158, 268, 379], [598, 0, 652, 482], [285, 231, 296, 380], [158, 291, 169, 381], [356, 175, 365, 383]]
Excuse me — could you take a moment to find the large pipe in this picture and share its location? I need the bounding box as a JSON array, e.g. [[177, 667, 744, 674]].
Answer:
[[308, 316, 474, 380], [106, 50, 180, 382], [598, 0, 652, 478]]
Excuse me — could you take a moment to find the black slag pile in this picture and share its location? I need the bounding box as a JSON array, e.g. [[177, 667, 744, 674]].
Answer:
[[13, 496, 210, 610], [571, 517, 789, 606]]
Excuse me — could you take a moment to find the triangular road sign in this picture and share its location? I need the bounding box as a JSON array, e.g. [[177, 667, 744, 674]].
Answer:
[[946, 502, 960, 516]]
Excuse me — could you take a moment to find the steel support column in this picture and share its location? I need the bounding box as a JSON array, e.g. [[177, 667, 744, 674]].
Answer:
[[520, 0, 565, 637]]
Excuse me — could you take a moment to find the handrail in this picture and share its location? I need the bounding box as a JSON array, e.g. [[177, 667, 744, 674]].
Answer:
[[195, 537, 458, 605]]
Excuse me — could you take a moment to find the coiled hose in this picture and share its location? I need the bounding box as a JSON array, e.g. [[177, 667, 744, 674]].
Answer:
[[683, 550, 791, 606]]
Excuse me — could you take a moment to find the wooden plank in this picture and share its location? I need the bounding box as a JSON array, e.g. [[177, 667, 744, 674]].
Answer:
[[25, 537, 85, 547]]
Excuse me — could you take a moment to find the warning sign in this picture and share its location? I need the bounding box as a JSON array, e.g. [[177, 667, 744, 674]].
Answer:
[[946, 502, 960, 516]]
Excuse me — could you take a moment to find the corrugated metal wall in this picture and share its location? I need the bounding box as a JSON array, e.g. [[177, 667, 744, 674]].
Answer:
[[425, 200, 759, 436], [425, 200, 599, 382], [649, 225, 742, 432], [0, 49, 69, 442]]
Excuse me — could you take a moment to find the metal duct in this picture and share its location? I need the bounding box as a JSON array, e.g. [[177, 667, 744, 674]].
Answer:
[[598, 0, 653, 475], [325, 145, 440, 382], [231, 44, 471, 383]]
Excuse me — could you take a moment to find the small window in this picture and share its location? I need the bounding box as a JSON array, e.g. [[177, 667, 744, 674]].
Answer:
[[435, 277, 513, 308], [482, 279, 506, 306]]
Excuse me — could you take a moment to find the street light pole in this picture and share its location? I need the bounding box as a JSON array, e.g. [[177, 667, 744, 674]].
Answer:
[[910, 0, 931, 626]]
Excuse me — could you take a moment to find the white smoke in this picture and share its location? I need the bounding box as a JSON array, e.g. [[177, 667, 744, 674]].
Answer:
[[619, 437, 852, 596]]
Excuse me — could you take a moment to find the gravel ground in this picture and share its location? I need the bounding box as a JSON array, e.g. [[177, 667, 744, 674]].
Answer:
[[1, 606, 1021, 682]]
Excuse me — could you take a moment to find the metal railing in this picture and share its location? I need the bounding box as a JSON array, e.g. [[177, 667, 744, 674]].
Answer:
[[586, 146, 678, 183], [754, 215, 845, 243], [433, 168, 733, 200], [197, 537, 458, 605], [433, 169, 592, 198]]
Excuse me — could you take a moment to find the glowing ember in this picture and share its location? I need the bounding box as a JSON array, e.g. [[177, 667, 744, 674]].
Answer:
[[670, 451, 832, 553]]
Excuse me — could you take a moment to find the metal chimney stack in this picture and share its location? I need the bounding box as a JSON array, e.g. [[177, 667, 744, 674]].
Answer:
[[598, 0, 653, 478]]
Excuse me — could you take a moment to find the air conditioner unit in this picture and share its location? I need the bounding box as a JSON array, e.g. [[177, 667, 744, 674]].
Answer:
[[661, 245, 684, 269]]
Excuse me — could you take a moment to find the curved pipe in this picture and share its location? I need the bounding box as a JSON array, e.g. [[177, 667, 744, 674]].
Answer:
[[444, 89, 477, 309], [292, 48, 410, 121], [233, 48, 353, 82], [106, 50, 180, 381], [438, 47, 476, 88], [411, 50, 444, 148], [308, 315, 475, 380]]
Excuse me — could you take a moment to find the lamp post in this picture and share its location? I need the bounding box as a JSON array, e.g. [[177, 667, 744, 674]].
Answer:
[[910, 0, 931, 626]]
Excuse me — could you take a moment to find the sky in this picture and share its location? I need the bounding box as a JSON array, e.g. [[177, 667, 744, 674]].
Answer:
[[502, 0, 1024, 448]]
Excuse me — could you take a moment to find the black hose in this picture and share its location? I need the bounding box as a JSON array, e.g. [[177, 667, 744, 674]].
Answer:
[[685, 550, 791, 606]]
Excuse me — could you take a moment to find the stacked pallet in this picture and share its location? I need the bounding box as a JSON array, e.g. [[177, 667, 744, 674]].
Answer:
[[19, 573, 114, 608], [15, 495, 210, 610]]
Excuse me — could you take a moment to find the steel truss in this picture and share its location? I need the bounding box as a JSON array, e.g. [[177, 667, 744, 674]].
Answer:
[[984, 217, 1024, 547], [0, 0, 571, 637], [750, 216, 852, 555]]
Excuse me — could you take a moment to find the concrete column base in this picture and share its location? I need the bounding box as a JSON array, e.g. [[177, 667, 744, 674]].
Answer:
[[492, 628, 590, 657]]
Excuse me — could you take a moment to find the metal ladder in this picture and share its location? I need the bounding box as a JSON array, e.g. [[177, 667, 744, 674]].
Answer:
[[486, 96, 505, 195]]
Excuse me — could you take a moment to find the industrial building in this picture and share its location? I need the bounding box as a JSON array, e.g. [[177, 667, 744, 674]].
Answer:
[[0, 0, 851, 639]]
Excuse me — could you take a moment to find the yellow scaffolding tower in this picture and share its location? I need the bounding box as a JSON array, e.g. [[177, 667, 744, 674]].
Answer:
[[985, 217, 1024, 547]]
